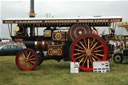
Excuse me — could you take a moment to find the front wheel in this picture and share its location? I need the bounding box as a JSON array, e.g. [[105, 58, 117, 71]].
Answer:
[[113, 54, 123, 64], [16, 49, 38, 71]]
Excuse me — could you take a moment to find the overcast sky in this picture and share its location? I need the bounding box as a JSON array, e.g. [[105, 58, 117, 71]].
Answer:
[[0, 0, 128, 38]]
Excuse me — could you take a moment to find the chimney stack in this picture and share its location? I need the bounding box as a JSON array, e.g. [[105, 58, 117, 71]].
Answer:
[[29, 0, 35, 36], [29, 0, 35, 17]]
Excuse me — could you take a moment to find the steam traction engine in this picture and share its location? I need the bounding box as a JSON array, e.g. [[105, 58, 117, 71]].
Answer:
[[3, 17, 122, 71]]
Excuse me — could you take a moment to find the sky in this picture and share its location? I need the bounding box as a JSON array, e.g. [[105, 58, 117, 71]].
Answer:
[[0, 0, 128, 38]]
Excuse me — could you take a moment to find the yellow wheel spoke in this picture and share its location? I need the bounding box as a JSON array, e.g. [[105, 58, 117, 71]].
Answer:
[[74, 49, 84, 53], [91, 42, 98, 49], [95, 53, 104, 57], [76, 44, 83, 49], [89, 57, 93, 67], [76, 54, 85, 60], [27, 52, 31, 58], [73, 53, 82, 56], [92, 54, 101, 60], [92, 57, 96, 61], [82, 56, 88, 66], [79, 57, 84, 64], [30, 61, 36, 64], [29, 54, 34, 58], [30, 58, 36, 61], [90, 38, 96, 48], [94, 50, 103, 53], [79, 41, 86, 49], [87, 58, 89, 68], [22, 53, 26, 58], [88, 38, 90, 48], [20, 55, 24, 60], [94, 45, 103, 50], [83, 38, 87, 47]]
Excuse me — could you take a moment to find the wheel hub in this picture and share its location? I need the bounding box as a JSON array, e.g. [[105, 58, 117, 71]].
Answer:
[[86, 49, 92, 56], [78, 31, 83, 35], [24, 58, 29, 63]]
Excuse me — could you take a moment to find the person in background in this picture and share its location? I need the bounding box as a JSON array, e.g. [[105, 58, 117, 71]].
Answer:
[[102, 29, 105, 35], [92, 27, 98, 35]]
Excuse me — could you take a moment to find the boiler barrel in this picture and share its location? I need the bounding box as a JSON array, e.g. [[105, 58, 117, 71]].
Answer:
[[23, 41, 47, 50]]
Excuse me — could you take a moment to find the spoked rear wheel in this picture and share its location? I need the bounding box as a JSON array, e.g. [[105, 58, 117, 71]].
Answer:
[[16, 49, 38, 71], [71, 34, 108, 71]]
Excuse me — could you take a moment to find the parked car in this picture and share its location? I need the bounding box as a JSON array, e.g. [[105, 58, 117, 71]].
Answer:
[[0, 44, 23, 56]]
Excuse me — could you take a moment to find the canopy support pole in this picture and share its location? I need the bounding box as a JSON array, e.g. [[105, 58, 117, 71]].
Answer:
[[37, 27, 38, 36], [8, 24, 11, 36], [11, 24, 12, 36]]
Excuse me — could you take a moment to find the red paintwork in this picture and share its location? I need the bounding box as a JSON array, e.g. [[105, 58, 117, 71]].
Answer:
[[16, 49, 37, 71]]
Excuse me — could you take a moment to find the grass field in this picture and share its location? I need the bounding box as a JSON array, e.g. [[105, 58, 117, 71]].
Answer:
[[0, 56, 128, 85]]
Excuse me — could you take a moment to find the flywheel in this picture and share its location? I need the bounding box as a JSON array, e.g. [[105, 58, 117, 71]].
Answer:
[[69, 24, 92, 41]]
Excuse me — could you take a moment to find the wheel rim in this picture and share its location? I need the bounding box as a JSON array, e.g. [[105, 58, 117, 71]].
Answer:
[[115, 55, 121, 62], [71, 34, 108, 71], [16, 49, 37, 71]]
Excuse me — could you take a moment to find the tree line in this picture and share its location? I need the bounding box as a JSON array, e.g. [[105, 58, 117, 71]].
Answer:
[[0, 38, 11, 42]]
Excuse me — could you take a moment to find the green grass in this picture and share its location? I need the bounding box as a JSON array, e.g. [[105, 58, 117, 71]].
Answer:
[[0, 56, 128, 85]]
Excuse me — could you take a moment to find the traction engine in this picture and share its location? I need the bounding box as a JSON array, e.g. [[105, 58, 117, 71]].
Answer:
[[3, 17, 122, 71], [2, 0, 122, 71]]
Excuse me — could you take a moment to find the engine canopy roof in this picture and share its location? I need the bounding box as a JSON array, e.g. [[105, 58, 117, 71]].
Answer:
[[3, 16, 122, 27]]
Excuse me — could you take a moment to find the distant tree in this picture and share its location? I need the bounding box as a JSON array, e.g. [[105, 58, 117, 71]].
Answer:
[[1, 38, 10, 40]]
